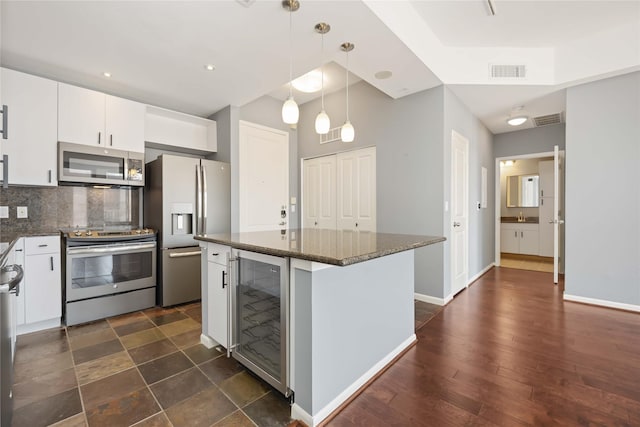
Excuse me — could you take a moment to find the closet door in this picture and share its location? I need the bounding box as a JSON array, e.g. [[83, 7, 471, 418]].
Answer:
[[303, 155, 337, 229], [337, 147, 376, 231]]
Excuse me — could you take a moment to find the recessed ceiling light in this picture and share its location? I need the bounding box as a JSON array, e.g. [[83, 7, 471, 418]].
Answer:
[[205, 64, 216, 71], [374, 70, 392, 80], [103, 72, 111, 78], [292, 69, 323, 93]]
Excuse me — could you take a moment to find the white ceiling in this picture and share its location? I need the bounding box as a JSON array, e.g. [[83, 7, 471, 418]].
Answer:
[[1, 1, 638, 135]]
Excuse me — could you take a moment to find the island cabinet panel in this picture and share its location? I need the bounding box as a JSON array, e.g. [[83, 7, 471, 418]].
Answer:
[[201, 242, 230, 348]]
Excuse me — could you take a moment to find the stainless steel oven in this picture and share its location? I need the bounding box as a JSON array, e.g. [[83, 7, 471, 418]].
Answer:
[[63, 229, 157, 325]]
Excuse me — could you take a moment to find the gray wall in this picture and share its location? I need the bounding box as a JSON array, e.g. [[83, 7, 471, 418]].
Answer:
[[443, 87, 495, 296], [298, 82, 447, 297], [565, 71, 640, 306], [494, 123, 565, 158]]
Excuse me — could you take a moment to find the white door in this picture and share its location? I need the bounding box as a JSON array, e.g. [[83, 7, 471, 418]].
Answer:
[[239, 121, 289, 232], [451, 131, 469, 296], [303, 155, 337, 229], [336, 147, 376, 231], [553, 145, 565, 284]]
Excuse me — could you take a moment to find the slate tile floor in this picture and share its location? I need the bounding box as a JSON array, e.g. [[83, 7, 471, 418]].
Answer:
[[11, 300, 442, 427]]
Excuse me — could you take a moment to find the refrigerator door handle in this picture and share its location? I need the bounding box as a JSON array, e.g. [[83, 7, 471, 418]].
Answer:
[[202, 165, 208, 233], [195, 164, 202, 235]]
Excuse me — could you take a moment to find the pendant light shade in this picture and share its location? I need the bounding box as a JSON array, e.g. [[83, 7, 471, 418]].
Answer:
[[314, 22, 331, 135], [341, 42, 355, 142], [315, 110, 330, 134], [341, 120, 355, 142], [282, 96, 299, 124], [282, 0, 300, 126]]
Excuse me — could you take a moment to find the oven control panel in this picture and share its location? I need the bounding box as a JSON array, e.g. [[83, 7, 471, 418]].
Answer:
[[66, 228, 156, 241]]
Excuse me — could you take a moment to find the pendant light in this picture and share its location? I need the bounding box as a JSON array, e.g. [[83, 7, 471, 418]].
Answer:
[[314, 22, 331, 135], [282, 0, 300, 125], [341, 42, 355, 142]]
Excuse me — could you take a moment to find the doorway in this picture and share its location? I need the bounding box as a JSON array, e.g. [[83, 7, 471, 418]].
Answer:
[[494, 149, 565, 281]]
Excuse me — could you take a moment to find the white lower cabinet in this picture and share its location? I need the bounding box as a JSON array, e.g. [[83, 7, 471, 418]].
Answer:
[[204, 243, 229, 347], [19, 236, 62, 333], [500, 223, 539, 256]]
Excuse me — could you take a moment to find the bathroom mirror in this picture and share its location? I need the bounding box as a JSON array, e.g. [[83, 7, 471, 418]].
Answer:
[[507, 174, 539, 207]]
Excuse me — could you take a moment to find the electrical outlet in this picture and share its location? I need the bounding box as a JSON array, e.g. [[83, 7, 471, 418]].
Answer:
[[17, 206, 28, 219], [0, 206, 8, 219]]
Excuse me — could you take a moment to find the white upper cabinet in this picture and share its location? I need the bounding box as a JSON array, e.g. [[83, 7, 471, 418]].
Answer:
[[0, 68, 58, 186], [145, 106, 217, 154], [58, 83, 145, 152]]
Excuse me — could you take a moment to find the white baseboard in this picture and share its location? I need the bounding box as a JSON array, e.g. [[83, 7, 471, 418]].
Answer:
[[468, 263, 495, 286], [414, 293, 446, 306], [291, 334, 417, 427], [200, 334, 217, 349], [17, 318, 61, 336], [564, 294, 640, 313]]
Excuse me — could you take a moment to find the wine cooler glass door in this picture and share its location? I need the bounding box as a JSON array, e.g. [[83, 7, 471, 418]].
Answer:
[[232, 250, 288, 395]]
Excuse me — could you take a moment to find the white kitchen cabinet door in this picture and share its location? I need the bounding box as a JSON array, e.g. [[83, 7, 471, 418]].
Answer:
[[336, 147, 376, 232], [24, 253, 61, 324], [207, 261, 228, 347], [500, 224, 520, 254], [105, 95, 145, 152], [58, 83, 106, 146], [303, 155, 337, 229], [0, 68, 58, 186]]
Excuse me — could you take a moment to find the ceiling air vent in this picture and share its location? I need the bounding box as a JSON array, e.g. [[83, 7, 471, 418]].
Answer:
[[235, 0, 256, 7], [533, 113, 564, 127], [490, 64, 526, 79]]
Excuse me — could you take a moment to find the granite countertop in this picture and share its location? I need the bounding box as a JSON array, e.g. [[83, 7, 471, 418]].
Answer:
[[500, 216, 539, 224], [195, 229, 445, 267], [0, 230, 61, 266]]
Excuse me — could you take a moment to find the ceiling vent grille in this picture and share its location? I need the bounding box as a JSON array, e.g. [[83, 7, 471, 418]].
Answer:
[[533, 112, 564, 127], [319, 127, 341, 144], [235, 0, 256, 7], [490, 64, 526, 79]]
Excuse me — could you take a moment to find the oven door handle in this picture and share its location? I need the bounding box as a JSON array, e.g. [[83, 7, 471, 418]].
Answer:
[[67, 242, 156, 255]]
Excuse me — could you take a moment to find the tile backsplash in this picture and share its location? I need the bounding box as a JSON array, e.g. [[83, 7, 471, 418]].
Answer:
[[0, 186, 141, 241]]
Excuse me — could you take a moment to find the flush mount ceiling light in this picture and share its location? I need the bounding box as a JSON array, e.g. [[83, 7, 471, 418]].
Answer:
[[281, 0, 300, 125], [314, 22, 331, 135], [292, 69, 323, 93], [204, 64, 216, 71], [374, 70, 392, 80], [507, 106, 528, 126], [102, 72, 111, 78], [341, 42, 355, 143]]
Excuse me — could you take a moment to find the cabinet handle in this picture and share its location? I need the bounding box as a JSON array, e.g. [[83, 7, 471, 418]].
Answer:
[[1, 154, 8, 189], [50, 256, 54, 271], [222, 270, 227, 288], [38, 244, 48, 247], [521, 231, 523, 238], [110, 134, 113, 146], [541, 190, 544, 197], [15, 249, 22, 252], [98, 132, 101, 145], [515, 231, 517, 238], [541, 198, 544, 206], [355, 222, 359, 227], [48, 169, 52, 183], [0, 104, 8, 139]]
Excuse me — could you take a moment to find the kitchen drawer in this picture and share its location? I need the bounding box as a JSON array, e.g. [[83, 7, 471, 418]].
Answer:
[[24, 236, 60, 255], [207, 243, 230, 265]]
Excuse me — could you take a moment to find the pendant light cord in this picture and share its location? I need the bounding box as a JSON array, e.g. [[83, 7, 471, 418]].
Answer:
[[289, 6, 293, 97], [321, 32, 325, 110], [345, 48, 349, 121]]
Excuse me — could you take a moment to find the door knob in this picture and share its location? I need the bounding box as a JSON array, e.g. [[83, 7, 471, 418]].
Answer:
[[453, 222, 461, 227]]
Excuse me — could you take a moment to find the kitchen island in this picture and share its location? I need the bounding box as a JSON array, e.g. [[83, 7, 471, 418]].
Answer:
[[195, 229, 445, 427]]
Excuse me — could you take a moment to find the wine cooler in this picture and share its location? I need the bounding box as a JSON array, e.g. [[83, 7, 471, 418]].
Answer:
[[230, 250, 290, 396]]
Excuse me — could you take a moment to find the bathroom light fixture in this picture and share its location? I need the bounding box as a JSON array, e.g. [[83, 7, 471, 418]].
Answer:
[[341, 42, 355, 142], [501, 160, 515, 167], [314, 22, 331, 135], [281, 0, 300, 125], [507, 106, 528, 126]]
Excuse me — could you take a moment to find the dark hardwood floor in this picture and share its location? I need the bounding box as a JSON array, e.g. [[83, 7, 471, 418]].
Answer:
[[325, 267, 640, 426]]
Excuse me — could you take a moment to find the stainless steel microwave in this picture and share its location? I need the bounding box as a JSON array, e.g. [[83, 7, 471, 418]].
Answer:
[[58, 142, 144, 186]]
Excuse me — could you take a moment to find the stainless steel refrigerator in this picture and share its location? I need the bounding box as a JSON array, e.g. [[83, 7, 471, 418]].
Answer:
[[145, 155, 230, 307]]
